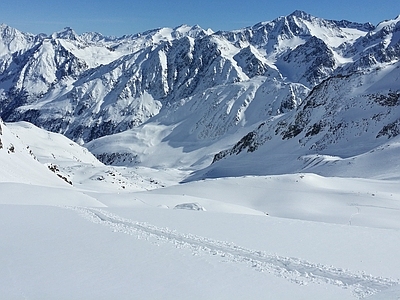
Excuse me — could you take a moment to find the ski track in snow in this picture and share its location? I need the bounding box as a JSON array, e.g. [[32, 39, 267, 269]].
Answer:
[[66, 206, 399, 299]]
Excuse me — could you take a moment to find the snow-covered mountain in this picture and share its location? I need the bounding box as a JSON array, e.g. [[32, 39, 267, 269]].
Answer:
[[204, 64, 400, 180], [0, 11, 400, 180], [2, 12, 400, 299], [1, 120, 170, 192]]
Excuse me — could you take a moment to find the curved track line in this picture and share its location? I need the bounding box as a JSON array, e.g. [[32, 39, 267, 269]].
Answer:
[[67, 206, 399, 299]]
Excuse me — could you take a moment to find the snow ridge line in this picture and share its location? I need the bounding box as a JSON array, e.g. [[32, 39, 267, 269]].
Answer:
[[67, 206, 399, 299]]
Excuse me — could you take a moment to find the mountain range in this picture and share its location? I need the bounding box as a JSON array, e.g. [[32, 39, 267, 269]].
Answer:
[[0, 10, 399, 180]]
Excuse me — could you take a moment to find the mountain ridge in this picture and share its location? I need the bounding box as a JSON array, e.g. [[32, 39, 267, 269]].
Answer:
[[0, 11, 399, 180]]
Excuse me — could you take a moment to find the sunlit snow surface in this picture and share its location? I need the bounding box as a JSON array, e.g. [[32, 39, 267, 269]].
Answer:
[[1, 11, 400, 298], [1, 120, 400, 299]]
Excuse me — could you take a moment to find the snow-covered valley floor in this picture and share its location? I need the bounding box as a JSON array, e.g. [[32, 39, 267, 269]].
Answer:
[[1, 173, 400, 300]]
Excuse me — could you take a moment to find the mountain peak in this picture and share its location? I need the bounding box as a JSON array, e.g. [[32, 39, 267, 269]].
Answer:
[[79, 31, 118, 44], [0, 23, 26, 37], [172, 24, 213, 38], [0, 23, 38, 54], [374, 14, 400, 32], [0, 23, 11, 30], [289, 10, 312, 19], [51, 27, 80, 41]]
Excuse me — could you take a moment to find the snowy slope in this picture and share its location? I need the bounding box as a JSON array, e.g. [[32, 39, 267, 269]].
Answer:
[[1, 121, 400, 298], [204, 61, 400, 180], [86, 76, 309, 170], [2, 119, 399, 298], [4, 121, 169, 192], [0, 119, 105, 206], [1, 173, 400, 299], [6, 121, 101, 165], [1, 121, 400, 299], [0, 118, 69, 185]]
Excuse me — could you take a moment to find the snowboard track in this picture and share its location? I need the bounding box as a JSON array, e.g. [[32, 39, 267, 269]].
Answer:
[[67, 206, 399, 299]]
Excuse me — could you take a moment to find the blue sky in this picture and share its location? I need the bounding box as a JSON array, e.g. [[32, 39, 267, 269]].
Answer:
[[1, 0, 399, 36]]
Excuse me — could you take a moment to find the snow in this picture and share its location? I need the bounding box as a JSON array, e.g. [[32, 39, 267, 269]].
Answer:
[[1, 10, 400, 299], [58, 39, 128, 68], [303, 20, 366, 48], [1, 192, 399, 299], [6, 121, 101, 166], [373, 15, 400, 33], [0, 205, 356, 300], [0, 183, 105, 206], [1, 120, 400, 299]]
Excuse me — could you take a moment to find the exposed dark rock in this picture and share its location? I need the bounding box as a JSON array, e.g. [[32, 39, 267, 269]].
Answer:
[[370, 92, 400, 107], [377, 119, 400, 139]]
